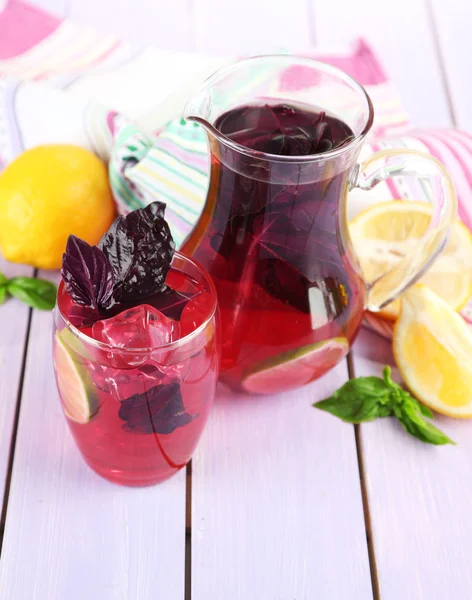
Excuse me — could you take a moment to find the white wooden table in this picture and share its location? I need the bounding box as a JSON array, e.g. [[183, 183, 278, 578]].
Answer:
[[1, 0, 471, 598]]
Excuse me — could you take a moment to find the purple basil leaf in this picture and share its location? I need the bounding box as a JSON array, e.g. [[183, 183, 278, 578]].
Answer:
[[150, 285, 198, 321], [67, 303, 101, 328], [251, 212, 344, 281], [119, 380, 196, 434], [210, 207, 349, 313], [251, 211, 350, 312], [212, 208, 346, 284], [316, 139, 333, 153], [266, 133, 287, 155], [62, 235, 114, 311], [210, 215, 251, 260], [311, 112, 329, 147], [264, 104, 287, 134], [250, 213, 304, 267], [256, 259, 347, 316], [99, 201, 175, 305], [256, 258, 310, 313]]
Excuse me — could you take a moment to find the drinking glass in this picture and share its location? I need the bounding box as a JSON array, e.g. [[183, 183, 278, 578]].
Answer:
[[53, 253, 220, 486]]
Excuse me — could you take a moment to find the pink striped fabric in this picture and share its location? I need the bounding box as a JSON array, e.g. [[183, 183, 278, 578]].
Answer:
[[362, 129, 472, 337], [0, 1, 60, 59]]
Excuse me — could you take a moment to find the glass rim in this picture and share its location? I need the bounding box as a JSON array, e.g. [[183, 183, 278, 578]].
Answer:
[[56, 251, 218, 354], [184, 53, 375, 164]]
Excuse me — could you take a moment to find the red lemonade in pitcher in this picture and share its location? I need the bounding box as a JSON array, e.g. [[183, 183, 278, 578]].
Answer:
[[184, 103, 366, 393]]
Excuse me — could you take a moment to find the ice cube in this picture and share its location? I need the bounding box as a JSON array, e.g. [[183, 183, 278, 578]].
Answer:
[[89, 363, 132, 400], [92, 304, 180, 349], [89, 361, 167, 403]]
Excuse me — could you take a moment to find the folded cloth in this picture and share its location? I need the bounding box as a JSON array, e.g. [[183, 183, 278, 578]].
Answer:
[[0, 2, 408, 242], [1, 0, 472, 336]]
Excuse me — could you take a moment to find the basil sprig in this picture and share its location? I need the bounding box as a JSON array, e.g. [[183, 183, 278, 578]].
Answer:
[[0, 272, 57, 310], [314, 366, 454, 445]]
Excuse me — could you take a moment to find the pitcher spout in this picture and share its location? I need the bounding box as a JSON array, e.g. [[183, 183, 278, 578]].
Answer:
[[183, 89, 214, 134]]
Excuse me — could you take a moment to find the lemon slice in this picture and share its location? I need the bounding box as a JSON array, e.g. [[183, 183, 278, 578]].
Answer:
[[54, 331, 99, 424], [349, 200, 472, 320], [242, 337, 349, 395], [393, 285, 472, 417]]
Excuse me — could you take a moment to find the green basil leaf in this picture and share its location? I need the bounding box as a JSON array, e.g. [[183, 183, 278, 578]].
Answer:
[[312, 364, 455, 447], [0, 286, 7, 305], [314, 376, 393, 423], [382, 366, 411, 400], [398, 401, 455, 445], [382, 366, 396, 388], [408, 395, 434, 419], [376, 404, 393, 418], [0, 272, 8, 287], [7, 277, 57, 311]]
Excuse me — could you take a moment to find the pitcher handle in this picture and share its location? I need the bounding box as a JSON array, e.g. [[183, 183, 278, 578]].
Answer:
[[350, 149, 457, 311]]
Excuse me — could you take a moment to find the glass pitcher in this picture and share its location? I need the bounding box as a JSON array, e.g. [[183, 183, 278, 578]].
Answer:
[[182, 55, 456, 395]]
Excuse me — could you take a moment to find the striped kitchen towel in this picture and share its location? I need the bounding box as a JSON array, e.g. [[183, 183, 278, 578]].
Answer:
[[0, 0, 409, 247]]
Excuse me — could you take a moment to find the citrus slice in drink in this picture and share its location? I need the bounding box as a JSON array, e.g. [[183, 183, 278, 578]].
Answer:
[[242, 337, 349, 394], [393, 285, 472, 417], [54, 331, 99, 423], [349, 200, 472, 320]]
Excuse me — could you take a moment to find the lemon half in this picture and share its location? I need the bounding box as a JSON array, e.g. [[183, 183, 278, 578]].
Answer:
[[349, 200, 472, 320]]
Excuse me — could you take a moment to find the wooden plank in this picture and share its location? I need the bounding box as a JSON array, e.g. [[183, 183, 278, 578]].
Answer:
[[25, 0, 68, 18], [312, 0, 472, 595], [192, 366, 373, 600], [0, 257, 32, 508], [193, 0, 312, 54], [311, 0, 451, 127], [0, 272, 187, 600], [430, 0, 472, 131], [187, 4, 368, 597], [11, 0, 193, 53], [353, 347, 472, 600], [67, 0, 196, 52]]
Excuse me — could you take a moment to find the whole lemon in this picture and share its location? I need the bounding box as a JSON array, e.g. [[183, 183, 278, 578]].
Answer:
[[0, 145, 116, 269]]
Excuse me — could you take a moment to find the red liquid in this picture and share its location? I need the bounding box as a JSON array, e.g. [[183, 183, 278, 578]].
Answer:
[[53, 267, 219, 487], [183, 104, 366, 393]]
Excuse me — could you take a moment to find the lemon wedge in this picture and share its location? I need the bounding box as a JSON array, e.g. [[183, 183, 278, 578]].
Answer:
[[349, 200, 472, 320], [393, 285, 472, 418]]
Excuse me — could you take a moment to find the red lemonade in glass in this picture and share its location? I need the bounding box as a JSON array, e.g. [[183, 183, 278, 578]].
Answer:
[[53, 203, 220, 487]]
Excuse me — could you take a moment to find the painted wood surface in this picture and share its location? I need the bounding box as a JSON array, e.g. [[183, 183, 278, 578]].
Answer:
[[0, 273, 187, 600], [68, 0, 195, 53], [26, 0, 66, 16], [0, 258, 32, 507], [430, 0, 472, 131], [187, 4, 371, 596], [1, 0, 472, 598], [192, 0, 313, 54], [312, 0, 452, 128], [192, 368, 373, 600], [355, 351, 472, 600], [312, 1, 472, 596]]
